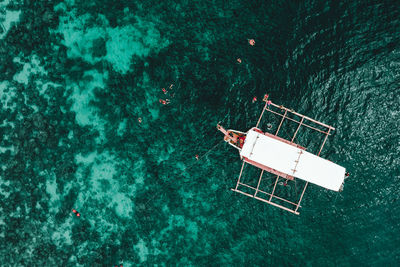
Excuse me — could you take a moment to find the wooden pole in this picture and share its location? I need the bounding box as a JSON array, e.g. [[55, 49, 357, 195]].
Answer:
[[238, 182, 299, 206], [256, 101, 269, 128], [317, 128, 331, 156], [295, 182, 308, 213], [291, 117, 304, 142], [232, 189, 299, 214], [235, 161, 246, 190], [254, 170, 264, 197], [275, 110, 287, 136], [269, 175, 280, 201], [268, 102, 335, 130], [267, 109, 331, 135]]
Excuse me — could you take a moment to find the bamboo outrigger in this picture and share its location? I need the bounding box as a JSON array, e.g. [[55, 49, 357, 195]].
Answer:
[[217, 95, 347, 215]]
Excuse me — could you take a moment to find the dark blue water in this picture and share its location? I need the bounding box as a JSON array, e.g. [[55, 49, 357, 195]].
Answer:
[[0, 0, 399, 265]]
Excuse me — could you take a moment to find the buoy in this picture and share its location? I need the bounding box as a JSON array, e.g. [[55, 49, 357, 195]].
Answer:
[[76, 213, 80, 217], [249, 39, 255, 46]]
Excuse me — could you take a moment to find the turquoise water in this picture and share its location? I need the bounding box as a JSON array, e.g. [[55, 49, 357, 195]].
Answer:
[[1, 0, 399, 265]]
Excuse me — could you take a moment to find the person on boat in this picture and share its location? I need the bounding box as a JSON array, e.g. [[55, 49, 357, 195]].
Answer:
[[267, 100, 272, 108], [239, 135, 246, 148], [249, 39, 255, 46]]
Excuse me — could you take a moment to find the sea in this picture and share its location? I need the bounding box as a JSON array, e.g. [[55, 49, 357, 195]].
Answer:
[[0, 0, 399, 266]]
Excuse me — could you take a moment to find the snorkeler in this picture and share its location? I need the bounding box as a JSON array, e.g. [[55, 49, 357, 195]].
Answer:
[[72, 209, 80, 217]]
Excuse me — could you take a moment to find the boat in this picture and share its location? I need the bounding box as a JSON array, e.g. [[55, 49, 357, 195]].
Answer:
[[217, 95, 348, 215]]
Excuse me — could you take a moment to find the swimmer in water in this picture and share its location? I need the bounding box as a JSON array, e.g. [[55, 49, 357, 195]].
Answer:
[[159, 99, 167, 105], [237, 58, 242, 64], [72, 209, 80, 217], [138, 117, 142, 123], [162, 88, 167, 94], [249, 39, 255, 46], [252, 96, 257, 103]]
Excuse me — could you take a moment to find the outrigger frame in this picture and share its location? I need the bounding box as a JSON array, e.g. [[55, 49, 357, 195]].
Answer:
[[231, 95, 335, 215]]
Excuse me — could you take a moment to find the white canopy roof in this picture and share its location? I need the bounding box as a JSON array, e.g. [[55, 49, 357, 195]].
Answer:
[[240, 129, 345, 191]]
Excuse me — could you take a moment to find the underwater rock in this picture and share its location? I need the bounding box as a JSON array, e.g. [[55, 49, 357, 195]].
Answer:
[[32, 113, 46, 129], [37, 130, 48, 143], [7, 159, 19, 169], [17, 127, 28, 140], [27, 138, 36, 149], [43, 10, 55, 23], [92, 37, 106, 58]]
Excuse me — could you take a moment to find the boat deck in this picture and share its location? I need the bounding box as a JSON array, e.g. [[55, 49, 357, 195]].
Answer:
[[226, 95, 346, 214]]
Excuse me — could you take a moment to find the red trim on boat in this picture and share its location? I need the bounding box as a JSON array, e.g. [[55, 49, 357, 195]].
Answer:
[[252, 128, 306, 150], [243, 157, 294, 180]]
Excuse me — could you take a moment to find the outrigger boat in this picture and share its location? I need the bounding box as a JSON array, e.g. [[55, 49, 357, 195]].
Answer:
[[217, 95, 347, 215]]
